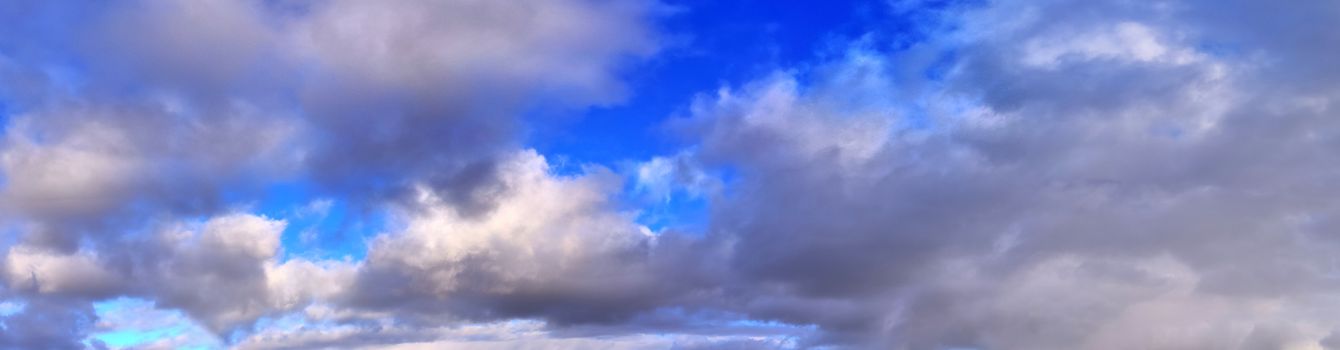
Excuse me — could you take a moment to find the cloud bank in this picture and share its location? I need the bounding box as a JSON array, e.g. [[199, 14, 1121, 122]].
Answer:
[[3, 0, 1340, 349]]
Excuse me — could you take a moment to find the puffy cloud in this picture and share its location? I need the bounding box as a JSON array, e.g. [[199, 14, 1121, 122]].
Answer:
[[633, 154, 717, 203], [3, 0, 1340, 348], [0, 0, 662, 242], [0, 118, 144, 220], [286, 0, 662, 210], [0, 101, 299, 251], [142, 214, 299, 333], [346, 150, 665, 325], [194, 151, 741, 348], [0, 0, 662, 345], [0, 213, 356, 341], [671, 0, 1340, 348], [3, 247, 119, 297]]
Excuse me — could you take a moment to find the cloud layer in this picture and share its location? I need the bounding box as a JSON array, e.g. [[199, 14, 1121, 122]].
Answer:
[[3, 0, 1340, 349]]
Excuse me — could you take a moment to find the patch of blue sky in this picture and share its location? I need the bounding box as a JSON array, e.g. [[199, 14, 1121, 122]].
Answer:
[[256, 181, 382, 261], [287, 199, 387, 261], [531, 0, 909, 167], [91, 298, 221, 350], [634, 190, 710, 234], [232, 314, 297, 342], [0, 218, 19, 251], [633, 307, 817, 336], [900, 102, 935, 130], [620, 155, 723, 234], [41, 63, 86, 95], [0, 95, 9, 136], [94, 327, 186, 349], [534, 1, 967, 240], [0, 300, 16, 331], [924, 48, 959, 81], [0, 300, 24, 320], [1195, 40, 1246, 59], [724, 318, 813, 329], [627, 167, 750, 235]]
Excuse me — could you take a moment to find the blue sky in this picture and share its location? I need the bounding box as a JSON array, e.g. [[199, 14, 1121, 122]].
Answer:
[[3, 0, 1340, 349], [531, 0, 957, 163]]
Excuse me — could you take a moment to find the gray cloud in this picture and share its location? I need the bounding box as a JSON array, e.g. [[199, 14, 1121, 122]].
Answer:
[[1, 0, 663, 346], [0, 101, 299, 251], [0, 0, 662, 247], [0, 296, 98, 350], [342, 151, 671, 325], [1, 213, 355, 339], [669, 0, 1340, 348], [4, 0, 1340, 348], [285, 0, 660, 212]]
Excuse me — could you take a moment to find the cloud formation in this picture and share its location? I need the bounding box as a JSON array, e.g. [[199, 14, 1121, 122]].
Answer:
[[3, 0, 1340, 349], [670, 0, 1340, 348], [2, 0, 661, 347]]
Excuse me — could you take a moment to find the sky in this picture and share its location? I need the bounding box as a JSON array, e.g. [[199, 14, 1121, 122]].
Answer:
[[1, 0, 1339, 349]]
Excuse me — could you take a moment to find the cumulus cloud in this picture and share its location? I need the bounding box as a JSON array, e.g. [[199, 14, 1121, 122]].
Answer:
[[0, 102, 298, 250], [287, 0, 662, 210], [0, 0, 662, 236], [137, 214, 348, 334], [667, 0, 1340, 348], [0, 0, 661, 345], [3, 0, 1340, 348], [189, 151, 754, 349], [1, 213, 355, 341], [345, 150, 669, 325]]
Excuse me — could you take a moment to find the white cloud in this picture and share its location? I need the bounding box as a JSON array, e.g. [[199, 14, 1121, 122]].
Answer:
[[347, 150, 662, 320], [3, 247, 119, 296], [667, 0, 1340, 348], [0, 116, 144, 219], [4, 0, 1340, 348]]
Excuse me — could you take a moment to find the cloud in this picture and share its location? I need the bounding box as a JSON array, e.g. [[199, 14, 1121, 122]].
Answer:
[[0, 0, 662, 344], [286, 0, 662, 212], [233, 318, 804, 350], [344, 150, 665, 325], [194, 149, 776, 349], [1, 213, 356, 339], [0, 100, 300, 251], [3, 0, 1340, 348], [3, 247, 119, 297], [0, 0, 663, 249], [669, 0, 1340, 347], [0, 296, 98, 350]]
